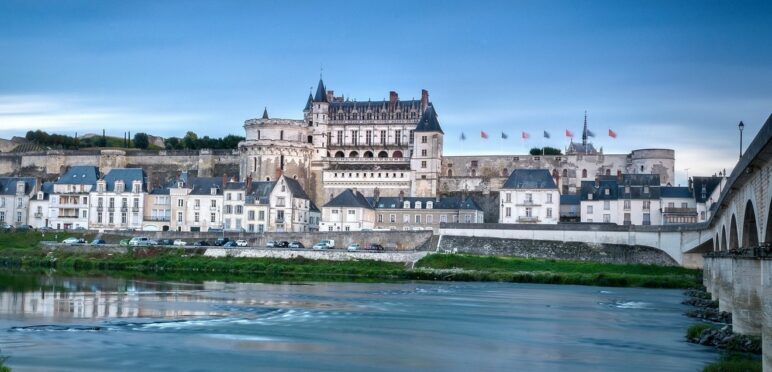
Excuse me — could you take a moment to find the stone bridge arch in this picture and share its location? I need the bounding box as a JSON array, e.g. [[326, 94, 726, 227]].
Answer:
[[765, 195, 772, 244], [742, 199, 759, 248], [729, 214, 739, 250], [721, 226, 727, 251]]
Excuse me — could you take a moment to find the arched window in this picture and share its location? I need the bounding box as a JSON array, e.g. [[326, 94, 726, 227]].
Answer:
[[378, 151, 388, 158], [257, 130, 261, 140], [448, 169, 453, 177], [280, 130, 284, 140], [334, 151, 345, 158], [393, 150, 403, 158], [582, 169, 587, 178], [364, 151, 374, 158], [502, 168, 509, 177], [349, 151, 359, 158]]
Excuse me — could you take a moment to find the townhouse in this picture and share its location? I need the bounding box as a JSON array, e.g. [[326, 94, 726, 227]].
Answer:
[[0, 177, 37, 227], [499, 169, 560, 224], [49, 166, 98, 230], [89, 168, 145, 231]]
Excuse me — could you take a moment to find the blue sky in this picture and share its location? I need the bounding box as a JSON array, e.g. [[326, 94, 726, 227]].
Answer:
[[1, 0, 771, 184]]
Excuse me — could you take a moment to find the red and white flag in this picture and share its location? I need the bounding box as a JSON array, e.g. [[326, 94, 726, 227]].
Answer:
[[565, 129, 574, 138], [480, 131, 488, 139], [522, 131, 530, 140], [608, 129, 617, 139]]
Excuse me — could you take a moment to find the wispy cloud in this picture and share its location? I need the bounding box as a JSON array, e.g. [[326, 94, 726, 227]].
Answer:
[[0, 95, 204, 137]]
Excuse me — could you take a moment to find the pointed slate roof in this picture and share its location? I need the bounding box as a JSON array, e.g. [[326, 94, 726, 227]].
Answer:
[[281, 176, 310, 200], [692, 176, 721, 203], [414, 105, 443, 133], [313, 78, 328, 103], [304, 93, 313, 111], [324, 189, 373, 209], [262, 107, 269, 119]]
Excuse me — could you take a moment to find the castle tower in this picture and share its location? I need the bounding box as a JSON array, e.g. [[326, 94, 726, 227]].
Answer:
[[307, 78, 330, 202], [411, 105, 443, 197]]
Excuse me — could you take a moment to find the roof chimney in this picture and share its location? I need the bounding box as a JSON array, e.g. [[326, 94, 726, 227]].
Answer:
[[421, 89, 429, 110], [246, 175, 253, 194], [398, 189, 404, 203], [389, 91, 398, 110], [688, 177, 693, 192], [326, 90, 334, 102], [222, 173, 227, 187], [595, 176, 600, 188]]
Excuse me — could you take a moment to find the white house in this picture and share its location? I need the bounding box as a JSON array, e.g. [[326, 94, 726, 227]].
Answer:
[[28, 182, 53, 228], [49, 166, 98, 230], [580, 174, 662, 225], [320, 188, 376, 231], [660, 186, 697, 225], [169, 173, 224, 232], [499, 169, 560, 224], [89, 168, 145, 231], [0, 177, 37, 227]]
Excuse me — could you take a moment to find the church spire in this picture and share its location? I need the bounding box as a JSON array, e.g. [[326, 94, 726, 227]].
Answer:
[[582, 110, 588, 147], [262, 107, 269, 119]]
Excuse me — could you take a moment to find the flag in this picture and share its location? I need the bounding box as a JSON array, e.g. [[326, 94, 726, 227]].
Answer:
[[522, 131, 530, 140], [587, 129, 595, 137], [460, 132, 466, 141], [543, 130, 550, 139], [608, 129, 617, 139], [501, 132, 508, 139], [565, 129, 574, 137], [480, 131, 488, 139]]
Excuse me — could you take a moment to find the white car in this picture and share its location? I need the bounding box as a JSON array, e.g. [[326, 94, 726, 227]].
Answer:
[[129, 237, 153, 246], [235, 240, 248, 247], [347, 243, 360, 252], [62, 237, 83, 245], [173, 239, 187, 246]]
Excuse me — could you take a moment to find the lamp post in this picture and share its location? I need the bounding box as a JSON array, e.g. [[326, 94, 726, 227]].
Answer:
[[739, 121, 745, 160]]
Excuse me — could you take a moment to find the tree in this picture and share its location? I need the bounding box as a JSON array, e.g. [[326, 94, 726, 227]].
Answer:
[[133, 132, 150, 149], [183, 131, 199, 149], [529, 147, 562, 155]]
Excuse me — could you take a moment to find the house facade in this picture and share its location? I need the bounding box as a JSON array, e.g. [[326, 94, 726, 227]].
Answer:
[[499, 169, 560, 224]]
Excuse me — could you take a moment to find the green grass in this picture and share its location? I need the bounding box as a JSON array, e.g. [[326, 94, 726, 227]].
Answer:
[[413, 254, 702, 288], [703, 353, 762, 372], [687, 323, 716, 339]]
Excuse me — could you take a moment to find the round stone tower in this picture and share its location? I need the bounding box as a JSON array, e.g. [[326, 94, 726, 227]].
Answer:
[[628, 148, 676, 185]]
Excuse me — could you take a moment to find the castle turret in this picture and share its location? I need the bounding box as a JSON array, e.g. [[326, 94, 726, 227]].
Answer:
[[310, 78, 330, 162], [411, 104, 443, 197]]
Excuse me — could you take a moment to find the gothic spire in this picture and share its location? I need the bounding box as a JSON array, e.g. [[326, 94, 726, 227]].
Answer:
[[262, 107, 269, 119], [582, 110, 588, 146]]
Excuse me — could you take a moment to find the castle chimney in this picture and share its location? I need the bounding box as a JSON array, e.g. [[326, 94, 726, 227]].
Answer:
[[389, 91, 398, 110], [246, 175, 253, 194], [595, 176, 600, 188], [688, 177, 693, 192], [222, 174, 227, 187], [327, 90, 334, 102], [398, 189, 404, 203], [421, 89, 429, 110]]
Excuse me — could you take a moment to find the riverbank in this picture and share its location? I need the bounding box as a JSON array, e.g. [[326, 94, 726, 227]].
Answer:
[[0, 231, 702, 288]]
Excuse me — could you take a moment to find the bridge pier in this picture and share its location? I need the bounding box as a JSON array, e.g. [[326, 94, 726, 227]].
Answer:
[[731, 258, 762, 335], [763, 259, 772, 372], [717, 258, 735, 314]]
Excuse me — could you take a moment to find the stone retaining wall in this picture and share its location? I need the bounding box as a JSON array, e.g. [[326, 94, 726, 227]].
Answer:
[[438, 235, 679, 265], [204, 248, 429, 264]]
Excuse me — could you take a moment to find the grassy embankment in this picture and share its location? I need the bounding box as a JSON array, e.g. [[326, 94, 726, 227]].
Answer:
[[687, 323, 762, 371], [0, 231, 702, 288]]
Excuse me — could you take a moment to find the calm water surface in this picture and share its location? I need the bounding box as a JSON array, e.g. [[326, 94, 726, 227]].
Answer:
[[0, 273, 715, 371]]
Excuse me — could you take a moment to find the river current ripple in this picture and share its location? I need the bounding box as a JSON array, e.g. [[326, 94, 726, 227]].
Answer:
[[0, 275, 716, 371]]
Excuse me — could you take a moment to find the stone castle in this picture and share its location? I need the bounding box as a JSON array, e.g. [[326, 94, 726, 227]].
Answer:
[[0, 78, 676, 206]]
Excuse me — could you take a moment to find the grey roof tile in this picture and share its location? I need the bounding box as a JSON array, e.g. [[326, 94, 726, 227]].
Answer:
[[324, 189, 373, 209], [57, 165, 98, 185], [502, 169, 557, 189]]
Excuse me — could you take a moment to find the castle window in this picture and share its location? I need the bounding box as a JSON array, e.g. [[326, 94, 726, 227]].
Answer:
[[395, 130, 401, 145], [409, 130, 414, 144], [380, 130, 387, 145], [378, 151, 388, 158], [415, 201, 422, 209], [448, 169, 453, 177], [307, 135, 313, 144], [582, 169, 587, 178], [337, 130, 343, 145], [280, 130, 284, 140], [257, 130, 260, 139], [393, 150, 403, 158], [335, 151, 344, 158], [365, 130, 372, 145], [421, 136, 427, 144], [605, 169, 611, 176]]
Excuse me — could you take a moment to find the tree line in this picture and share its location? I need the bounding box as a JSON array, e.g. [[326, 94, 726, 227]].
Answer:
[[25, 130, 244, 150]]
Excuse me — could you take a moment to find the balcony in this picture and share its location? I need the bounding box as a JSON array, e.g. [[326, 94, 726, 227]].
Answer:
[[209, 206, 218, 211], [132, 207, 140, 212], [516, 200, 540, 207], [57, 215, 80, 219], [663, 207, 697, 214], [146, 216, 170, 222], [193, 205, 200, 210], [97, 206, 104, 212], [33, 213, 43, 218], [120, 206, 128, 212], [517, 216, 540, 223], [322, 157, 410, 163], [108, 207, 115, 212]]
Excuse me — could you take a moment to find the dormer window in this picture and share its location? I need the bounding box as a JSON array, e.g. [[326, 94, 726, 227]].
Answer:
[[37, 192, 43, 199], [177, 181, 184, 188], [604, 189, 610, 195], [211, 187, 217, 195], [624, 186, 631, 194], [643, 186, 649, 194], [427, 201, 433, 209], [115, 181, 124, 193], [403, 201, 410, 209], [588, 194, 593, 200], [133, 183, 141, 193], [97, 182, 105, 193], [415, 201, 422, 209]]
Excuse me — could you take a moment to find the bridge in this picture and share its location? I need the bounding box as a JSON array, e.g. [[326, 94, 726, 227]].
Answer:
[[440, 114, 772, 370]]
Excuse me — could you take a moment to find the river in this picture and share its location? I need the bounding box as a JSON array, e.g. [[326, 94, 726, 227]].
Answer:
[[0, 272, 715, 371]]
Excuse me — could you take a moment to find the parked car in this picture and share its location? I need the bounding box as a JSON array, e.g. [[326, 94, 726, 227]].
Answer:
[[156, 239, 174, 246], [214, 237, 230, 246], [119, 239, 130, 246], [14, 224, 32, 231], [347, 243, 360, 252], [129, 237, 153, 246], [235, 240, 248, 247], [146, 239, 159, 246], [62, 237, 84, 245], [173, 239, 188, 246], [275, 241, 290, 248], [1, 223, 13, 230], [366, 243, 385, 251], [90, 239, 106, 245], [288, 241, 304, 248], [313, 239, 335, 250], [266, 240, 278, 248], [223, 241, 238, 248], [193, 240, 210, 246]]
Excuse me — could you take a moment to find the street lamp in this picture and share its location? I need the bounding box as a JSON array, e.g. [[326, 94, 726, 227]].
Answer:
[[739, 121, 745, 160]]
